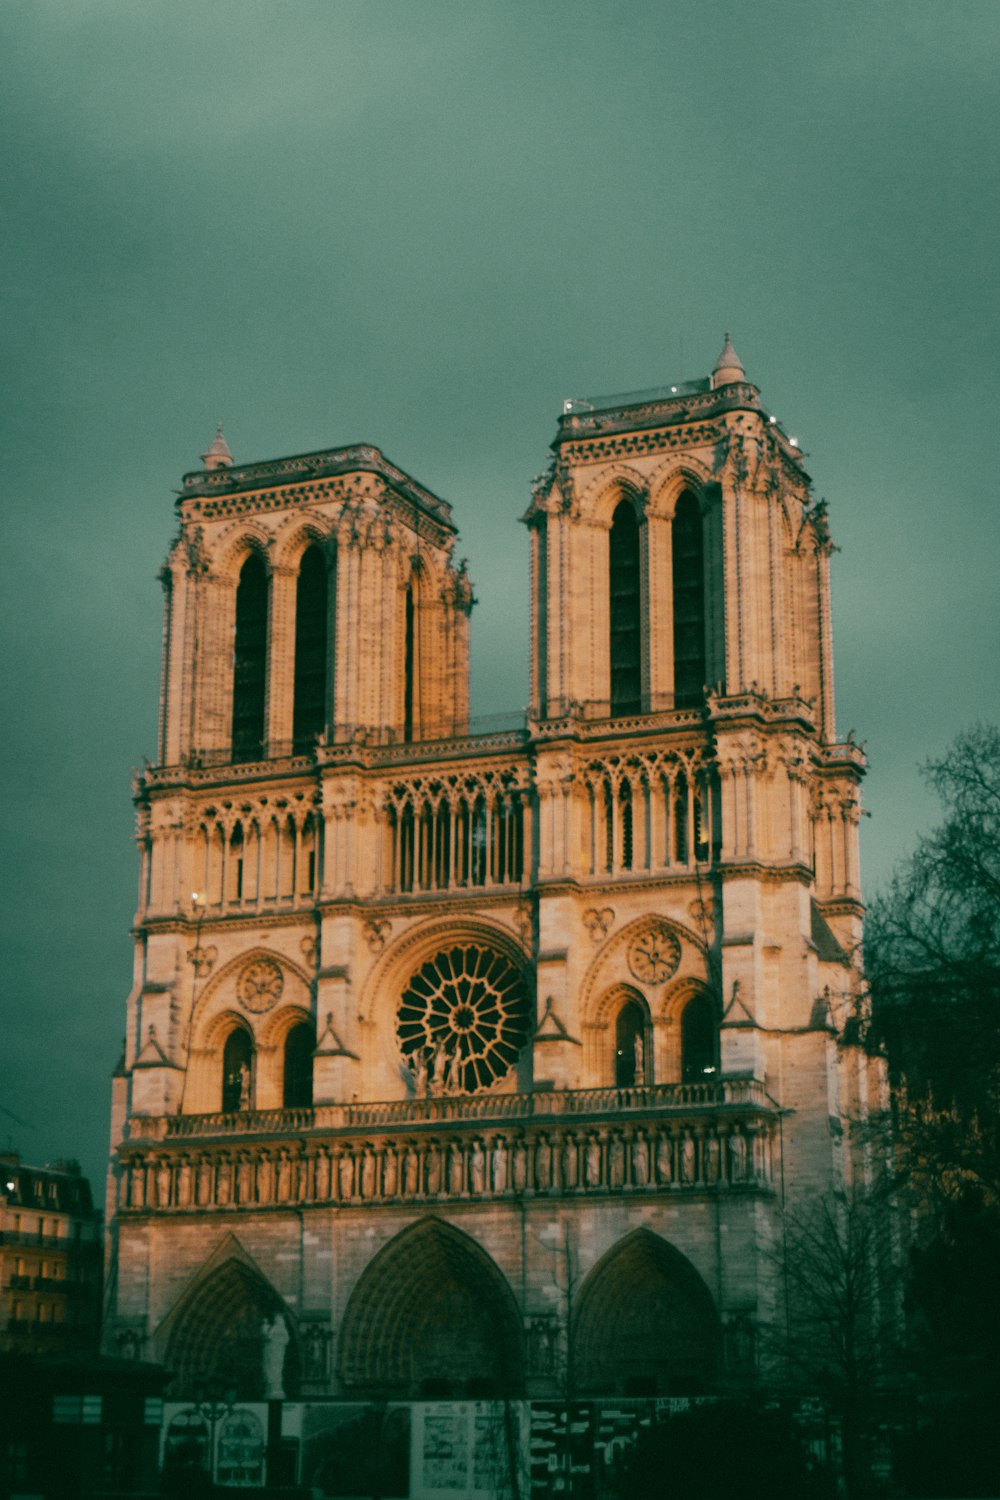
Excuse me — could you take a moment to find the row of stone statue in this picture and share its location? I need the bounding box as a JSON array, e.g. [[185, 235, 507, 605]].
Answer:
[[121, 1122, 773, 1210]]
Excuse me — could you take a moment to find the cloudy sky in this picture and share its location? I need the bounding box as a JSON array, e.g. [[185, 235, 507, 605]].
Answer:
[[2, 1, 998, 1188]]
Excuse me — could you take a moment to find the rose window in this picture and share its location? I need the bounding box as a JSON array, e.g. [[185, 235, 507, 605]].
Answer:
[[397, 944, 531, 1093]]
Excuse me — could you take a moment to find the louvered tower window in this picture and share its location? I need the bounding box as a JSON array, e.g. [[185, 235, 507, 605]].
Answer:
[[609, 501, 642, 716], [672, 491, 706, 708], [231, 554, 268, 762], [292, 546, 329, 754]]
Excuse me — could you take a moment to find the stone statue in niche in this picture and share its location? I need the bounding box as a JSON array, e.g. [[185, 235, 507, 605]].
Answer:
[[633, 1033, 645, 1084], [491, 1138, 507, 1193], [196, 1159, 211, 1206], [705, 1132, 721, 1183], [177, 1160, 192, 1207], [404, 1145, 419, 1197], [238, 1061, 252, 1111], [681, 1133, 696, 1183], [256, 1154, 273, 1203], [412, 1050, 428, 1099], [156, 1160, 171, 1207], [216, 1158, 232, 1205], [561, 1135, 577, 1189], [584, 1136, 601, 1189], [303, 1323, 330, 1382], [448, 1142, 463, 1195], [512, 1140, 527, 1193], [129, 1160, 145, 1208], [262, 1315, 289, 1399], [656, 1133, 673, 1184], [609, 1134, 625, 1188], [338, 1151, 354, 1200], [315, 1150, 330, 1199], [237, 1155, 253, 1203], [431, 1039, 447, 1096], [632, 1133, 649, 1187], [535, 1136, 552, 1190], [296, 1155, 310, 1200], [447, 1045, 463, 1095], [362, 1148, 376, 1198], [426, 1146, 442, 1196], [383, 1147, 398, 1197], [276, 1152, 291, 1201], [469, 1140, 485, 1194]]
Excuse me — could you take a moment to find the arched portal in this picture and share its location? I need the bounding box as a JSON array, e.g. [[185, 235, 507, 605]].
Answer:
[[573, 1229, 720, 1395], [614, 997, 650, 1087], [221, 1026, 254, 1113], [163, 1258, 298, 1401], [338, 1218, 524, 1397]]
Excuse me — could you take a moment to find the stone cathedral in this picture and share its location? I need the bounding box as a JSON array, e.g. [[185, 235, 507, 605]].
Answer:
[[106, 339, 879, 1421]]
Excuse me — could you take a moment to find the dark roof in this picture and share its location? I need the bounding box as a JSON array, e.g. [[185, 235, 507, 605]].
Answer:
[[810, 900, 850, 965]]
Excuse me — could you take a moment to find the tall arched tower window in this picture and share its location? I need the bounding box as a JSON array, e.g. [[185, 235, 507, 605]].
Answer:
[[609, 501, 642, 717], [672, 491, 706, 708], [615, 998, 650, 1087], [232, 554, 268, 762], [403, 580, 417, 742], [680, 992, 719, 1083], [292, 545, 329, 754]]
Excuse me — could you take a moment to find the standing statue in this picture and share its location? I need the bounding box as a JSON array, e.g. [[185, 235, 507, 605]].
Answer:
[[469, 1140, 485, 1195], [584, 1136, 601, 1189], [412, 1049, 428, 1100], [156, 1159, 171, 1208], [535, 1135, 552, 1190], [448, 1142, 464, 1195], [426, 1146, 442, 1196], [262, 1315, 289, 1399], [681, 1132, 696, 1184], [338, 1150, 354, 1200], [431, 1038, 448, 1096], [633, 1032, 645, 1085], [608, 1134, 625, 1189], [383, 1147, 398, 1198], [216, 1157, 232, 1206], [656, 1133, 673, 1184], [491, 1138, 507, 1193], [632, 1132, 649, 1187], [362, 1147, 377, 1198], [447, 1045, 463, 1095], [561, 1135, 578, 1189], [404, 1145, 420, 1197], [512, 1140, 527, 1193], [315, 1150, 330, 1200], [238, 1061, 252, 1111]]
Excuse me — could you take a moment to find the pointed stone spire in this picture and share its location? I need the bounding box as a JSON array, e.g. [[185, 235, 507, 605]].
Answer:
[[711, 333, 746, 389], [201, 423, 233, 470]]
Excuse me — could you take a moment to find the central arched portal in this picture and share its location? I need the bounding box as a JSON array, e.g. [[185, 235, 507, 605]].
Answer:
[[573, 1229, 720, 1396], [338, 1219, 524, 1398]]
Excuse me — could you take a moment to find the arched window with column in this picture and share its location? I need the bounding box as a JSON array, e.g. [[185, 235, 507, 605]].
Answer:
[[680, 991, 719, 1083], [609, 500, 642, 716], [222, 1026, 255, 1112], [232, 553, 268, 762], [672, 491, 706, 708], [615, 996, 651, 1087], [292, 545, 329, 753], [282, 1022, 315, 1108]]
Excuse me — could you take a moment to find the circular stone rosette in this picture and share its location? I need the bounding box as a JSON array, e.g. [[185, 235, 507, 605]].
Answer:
[[237, 957, 284, 1013], [627, 923, 681, 985], [397, 943, 531, 1093]]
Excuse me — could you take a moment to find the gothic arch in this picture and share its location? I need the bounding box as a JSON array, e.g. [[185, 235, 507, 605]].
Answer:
[[579, 912, 705, 1022], [158, 1248, 299, 1400], [360, 916, 531, 1029], [573, 1229, 720, 1395], [338, 1217, 524, 1396], [648, 459, 716, 521], [578, 464, 649, 527], [588, 984, 653, 1087], [270, 511, 336, 570], [191, 947, 312, 1048], [213, 521, 273, 582]]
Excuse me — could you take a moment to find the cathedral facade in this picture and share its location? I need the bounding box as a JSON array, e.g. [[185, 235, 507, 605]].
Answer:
[[106, 339, 878, 1412]]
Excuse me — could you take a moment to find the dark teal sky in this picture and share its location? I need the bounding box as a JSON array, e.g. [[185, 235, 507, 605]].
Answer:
[[2, 2, 998, 1188]]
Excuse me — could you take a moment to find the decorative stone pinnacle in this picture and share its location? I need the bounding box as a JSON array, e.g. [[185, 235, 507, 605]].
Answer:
[[201, 423, 233, 470], [712, 333, 746, 389]]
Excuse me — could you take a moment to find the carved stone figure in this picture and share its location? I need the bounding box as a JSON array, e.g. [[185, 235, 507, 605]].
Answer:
[[412, 1050, 428, 1099], [196, 1158, 211, 1206], [491, 1138, 507, 1193], [383, 1147, 398, 1197], [447, 1045, 463, 1095], [535, 1136, 552, 1190], [262, 1315, 289, 1399], [404, 1145, 419, 1197], [585, 1137, 601, 1189], [276, 1152, 291, 1201], [681, 1133, 696, 1183], [296, 1154, 310, 1200], [705, 1132, 721, 1183], [632, 1133, 649, 1187], [633, 1032, 645, 1084], [448, 1142, 463, 1195], [561, 1135, 577, 1189], [431, 1039, 447, 1096], [362, 1148, 376, 1198], [315, 1150, 330, 1200], [216, 1157, 232, 1205], [238, 1061, 252, 1111], [469, 1140, 485, 1194], [426, 1146, 442, 1196], [609, 1134, 625, 1188], [177, 1160, 192, 1207], [338, 1151, 354, 1199], [656, 1133, 673, 1184], [303, 1323, 330, 1382], [129, 1160, 145, 1208], [156, 1159, 171, 1208], [256, 1154, 273, 1203], [237, 1155, 253, 1203], [512, 1140, 527, 1193]]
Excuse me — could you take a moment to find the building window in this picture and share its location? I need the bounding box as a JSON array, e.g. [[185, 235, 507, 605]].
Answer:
[[403, 581, 416, 742], [222, 1027, 255, 1113], [681, 992, 719, 1083], [615, 999, 649, 1087], [283, 1023, 315, 1109], [672, 491, 706, 708], [232, 554, 268, 762], [293, 545, 329, 754], [609, 501, 642, 716]]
